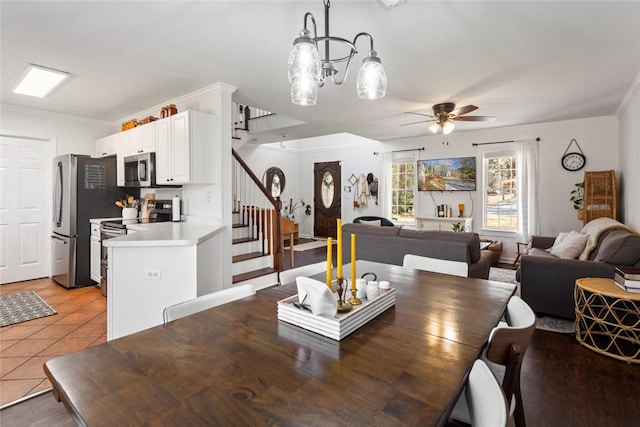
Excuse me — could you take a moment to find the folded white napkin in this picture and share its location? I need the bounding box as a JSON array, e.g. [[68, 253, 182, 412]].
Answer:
[[296, 276, 338, 318]]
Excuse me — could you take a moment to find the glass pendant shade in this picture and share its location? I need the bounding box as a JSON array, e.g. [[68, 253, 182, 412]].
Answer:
[[288, 38, 321, 105], [290, 76, 318, 106], [429, 123, 440, 134], [442, 120, 455, 135], [356, 53, 386, 100]]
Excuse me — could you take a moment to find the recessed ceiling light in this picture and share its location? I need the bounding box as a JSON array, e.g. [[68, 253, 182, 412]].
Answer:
[[13, 64, 70, 98]]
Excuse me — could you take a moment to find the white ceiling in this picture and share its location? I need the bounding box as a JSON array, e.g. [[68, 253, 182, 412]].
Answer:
[[1, 1, 639, 144]]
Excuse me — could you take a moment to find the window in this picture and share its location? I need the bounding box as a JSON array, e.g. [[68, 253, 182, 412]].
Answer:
[[391, 154, 415, 223], [484, 152, 518, 231]]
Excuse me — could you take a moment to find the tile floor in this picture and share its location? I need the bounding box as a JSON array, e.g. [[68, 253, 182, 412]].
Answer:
[[0, 278, 106, 408]]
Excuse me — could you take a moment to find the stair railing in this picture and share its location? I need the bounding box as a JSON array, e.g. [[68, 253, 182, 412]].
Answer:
[[232, 149, 284, 272]]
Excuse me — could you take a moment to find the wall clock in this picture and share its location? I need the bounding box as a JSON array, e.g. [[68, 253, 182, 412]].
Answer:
[[561, 138, 586, 171]]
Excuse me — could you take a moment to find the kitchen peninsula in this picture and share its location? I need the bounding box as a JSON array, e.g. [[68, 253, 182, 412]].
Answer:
[[103, 222, 224, 339]]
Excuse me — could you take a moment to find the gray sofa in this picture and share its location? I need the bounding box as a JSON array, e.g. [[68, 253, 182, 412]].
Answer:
[[517, 225, 640, 320], [342, 223, 492, 279]]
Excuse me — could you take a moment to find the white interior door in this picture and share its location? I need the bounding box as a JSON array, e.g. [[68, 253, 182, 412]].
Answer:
[[0, 135, 51, 284]]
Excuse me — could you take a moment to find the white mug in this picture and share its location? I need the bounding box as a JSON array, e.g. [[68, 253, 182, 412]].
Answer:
[[356, 278, 367, 299], [366, 281, 380, 300]]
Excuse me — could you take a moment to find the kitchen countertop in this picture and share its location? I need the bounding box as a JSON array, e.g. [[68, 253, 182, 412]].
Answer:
[[90, 217, 122, 224], [103, 222, 224, 248]]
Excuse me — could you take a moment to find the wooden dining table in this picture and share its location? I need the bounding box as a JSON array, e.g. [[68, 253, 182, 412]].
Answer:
[[44, 260, 515, 427]]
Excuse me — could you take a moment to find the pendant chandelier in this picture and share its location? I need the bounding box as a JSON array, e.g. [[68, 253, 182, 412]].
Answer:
[[287, 0, 387, 106]]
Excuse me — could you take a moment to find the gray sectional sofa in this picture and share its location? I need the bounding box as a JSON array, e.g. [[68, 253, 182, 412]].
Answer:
[[342, 223, 493, 279], [517, 221, 640, 320]]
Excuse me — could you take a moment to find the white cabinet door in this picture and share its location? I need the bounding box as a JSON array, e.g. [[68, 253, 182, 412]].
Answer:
[[155, 117, 172, 184], [90, 235, 101, 282], [170, 112, 190, 184], [95, 134, 117, 158], [128, 124, 156, 154], [115, 133, 128, 187]]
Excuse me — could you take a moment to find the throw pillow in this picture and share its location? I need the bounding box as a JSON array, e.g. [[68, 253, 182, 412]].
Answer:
[[594, 230, 640, 265], [550, 231, 589, 259], [546, 232, 570, 252], [359, 219, 382, 227]]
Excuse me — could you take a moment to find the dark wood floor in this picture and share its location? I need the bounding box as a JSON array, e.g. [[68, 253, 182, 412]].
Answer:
[[2, 248, 639, 426]]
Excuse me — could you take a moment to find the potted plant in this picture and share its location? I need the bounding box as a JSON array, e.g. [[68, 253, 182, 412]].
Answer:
[[452, 222, 465, 232], [570, 181, 584, 220], [282, 198, 311, 220]]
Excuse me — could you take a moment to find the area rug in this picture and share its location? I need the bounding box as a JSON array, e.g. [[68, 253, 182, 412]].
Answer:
[[488, 267, 519, 285], [535, 316, 575, 334], [283, 237, 315, 248], [289, 239, 333, 252], [0, 291, 56, 327]]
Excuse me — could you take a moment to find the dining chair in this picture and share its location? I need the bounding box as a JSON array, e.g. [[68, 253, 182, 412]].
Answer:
[[279, 261, 332, 286], [451, 295, 536, 427], [163, 284, 256, 324], [402, 254, 469, 277], [465, 359, 512, 427]]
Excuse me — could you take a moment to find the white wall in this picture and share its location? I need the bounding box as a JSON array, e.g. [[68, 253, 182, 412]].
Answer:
[[617, 76, 640, 231], [1, 105, 116, 155], [240, 133, 386, 238], [240, 115, 620, 262]]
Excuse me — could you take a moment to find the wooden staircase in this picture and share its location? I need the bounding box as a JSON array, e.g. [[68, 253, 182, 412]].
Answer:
[[231, 149, 285, 290]]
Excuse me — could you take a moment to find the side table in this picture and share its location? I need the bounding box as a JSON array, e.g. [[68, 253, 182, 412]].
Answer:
[[574, 278, 640, 364]]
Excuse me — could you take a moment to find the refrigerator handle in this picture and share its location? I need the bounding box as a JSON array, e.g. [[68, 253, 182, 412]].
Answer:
[[54, 161, 63, 226], [51, 235, 68, 244]]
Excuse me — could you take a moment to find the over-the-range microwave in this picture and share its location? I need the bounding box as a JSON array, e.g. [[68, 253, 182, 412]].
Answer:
[[124, 153, 156, 187]]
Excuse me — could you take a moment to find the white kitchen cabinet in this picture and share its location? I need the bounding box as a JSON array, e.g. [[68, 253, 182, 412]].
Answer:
[[105, 223, 223, 340], [95, 134, 117, 158], [128, 123, 156, 155], [155, 111, 216, 185], [90, 235, 101, 282]]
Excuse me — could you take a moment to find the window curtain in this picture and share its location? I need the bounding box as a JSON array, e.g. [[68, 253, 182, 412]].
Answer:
[[516, 139, 540, 242], [378, 152, 393, 219]]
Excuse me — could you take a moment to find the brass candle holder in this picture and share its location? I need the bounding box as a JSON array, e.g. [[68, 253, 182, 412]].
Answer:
[[336, 277, 352, 313], [348, 278, 362, 306]]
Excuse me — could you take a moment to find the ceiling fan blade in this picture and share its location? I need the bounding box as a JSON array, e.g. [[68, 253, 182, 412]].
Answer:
[[400, 119, 436, 127], [451, 105, 478, 117], [455, 116, 496, 122], [404, 112, 434, 118]]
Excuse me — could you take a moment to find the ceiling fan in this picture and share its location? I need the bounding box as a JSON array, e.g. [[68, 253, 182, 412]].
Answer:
[[402, 103, 496, 135]]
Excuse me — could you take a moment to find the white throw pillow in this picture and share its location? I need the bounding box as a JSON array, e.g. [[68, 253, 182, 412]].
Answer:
[[550, 231, 589, 259], [359, 219, 382, 226], [546, 231, 570, 252]]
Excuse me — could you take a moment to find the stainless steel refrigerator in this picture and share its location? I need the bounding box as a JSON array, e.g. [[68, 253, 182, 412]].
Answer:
[[51, 154, 123, 288]]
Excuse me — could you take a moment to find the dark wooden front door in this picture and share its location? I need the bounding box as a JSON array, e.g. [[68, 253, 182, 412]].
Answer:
[[313, 161, 341, 238]]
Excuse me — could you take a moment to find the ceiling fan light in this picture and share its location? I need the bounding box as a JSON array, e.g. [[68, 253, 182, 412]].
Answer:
[[290, 76, 318, 106], [287, 33, 322, 84], [357, 52, 386, 100], [429, 123, 440, 134], [442, 120, 455, 135]]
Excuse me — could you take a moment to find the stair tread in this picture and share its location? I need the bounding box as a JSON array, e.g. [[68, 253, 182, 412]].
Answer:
[[233, 267, 275, 284], [232, 223, 249, 229], [233, 252, 268, 263], [233, 237, 259, 244]]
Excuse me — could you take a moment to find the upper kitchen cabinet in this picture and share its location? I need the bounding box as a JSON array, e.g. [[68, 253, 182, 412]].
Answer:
[[95, 134, 118, 158], [127, 123, 156, 155], [155, 111, 216, 185], [95, 133, 126, 186]]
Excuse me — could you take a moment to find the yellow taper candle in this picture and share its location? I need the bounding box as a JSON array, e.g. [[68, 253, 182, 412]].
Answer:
[[351, 234, 356, 292], [326, 237, 333, 288], [337, 219, 343, 278]]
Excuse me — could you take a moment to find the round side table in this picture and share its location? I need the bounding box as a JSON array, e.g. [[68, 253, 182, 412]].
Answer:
[[574, 278, 640, 364]]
